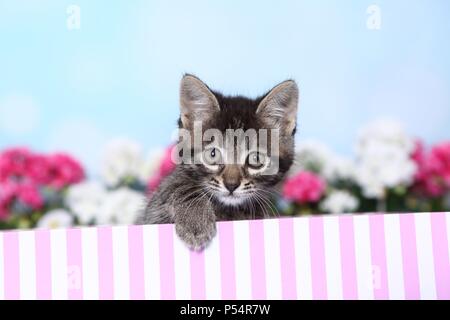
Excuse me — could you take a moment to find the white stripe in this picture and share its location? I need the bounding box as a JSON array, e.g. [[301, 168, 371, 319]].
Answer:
[[233, 220, 252, 299], [353, 215, 374, 299], [383, 214, 405, 299], [50, 229, 68, 299], [414, 213, 437, 299], [204, 229, 221, 299], [293, 217, 313, 300], [81, 227, 99, 299], [112, 226, 130, 299], [143, 225, 160, 299], [323, 216, 343, 300], [264, 219, 282, 299], [0, 234, 4, 299], [173, 230, 191, 299], [19, 231, 36, 299]]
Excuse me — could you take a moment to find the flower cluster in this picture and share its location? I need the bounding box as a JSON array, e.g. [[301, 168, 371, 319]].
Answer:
[[0, 148, 84, 188], [100, 138, 176, 192], [412, 141, 450, 198], [282, 120, 450, 215], [0, 139, 177, 230], [0, 147, 84, 225], [283, 171, 325, 204], [63, 140, 175, 226], [2, 119, 450, 229], [65, 182, 145, 225], [354, 120, 416, 199]]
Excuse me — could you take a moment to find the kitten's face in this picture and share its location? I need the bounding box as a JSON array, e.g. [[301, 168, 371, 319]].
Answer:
[[178, 75, 298, 208]]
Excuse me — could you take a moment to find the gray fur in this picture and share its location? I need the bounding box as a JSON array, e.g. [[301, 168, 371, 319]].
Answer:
[[136, 75, 298, 250]]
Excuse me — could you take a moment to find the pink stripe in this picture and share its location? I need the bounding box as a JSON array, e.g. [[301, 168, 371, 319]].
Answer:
[[430, 213, 450, 299], [338, 216, 358, 299], [369, 214, 389, 299], [158, 224, 176, 299], [399, 214, 420, 299], [309, 217, 327, 299], [278, 218, 297, 299], [128, 225, 145, 299], [35, 229, 52, 299], [66, 228, 83, 299], [97, 227, 114, 299], [190, 250, 206, 299], [249, 219, 266, 299], [3, 232, 20, 299], [218, 221, 236, 299]]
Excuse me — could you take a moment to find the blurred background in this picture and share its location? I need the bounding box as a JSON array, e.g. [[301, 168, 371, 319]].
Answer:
[[1, 1, 450, 229]]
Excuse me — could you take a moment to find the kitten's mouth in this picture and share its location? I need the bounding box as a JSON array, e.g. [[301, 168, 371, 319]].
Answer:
[[217, 193, 247, 206]]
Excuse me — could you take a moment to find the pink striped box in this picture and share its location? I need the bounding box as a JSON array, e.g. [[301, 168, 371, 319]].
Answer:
[[0, 212, 449, 300]]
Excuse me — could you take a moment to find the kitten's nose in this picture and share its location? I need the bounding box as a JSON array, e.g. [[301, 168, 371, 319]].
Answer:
[[224, 181, 240, 194]]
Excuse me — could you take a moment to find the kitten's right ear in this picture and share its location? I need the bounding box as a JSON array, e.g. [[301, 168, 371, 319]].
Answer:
[[179, 74, 220, 129], [256, 80, 299, 136]]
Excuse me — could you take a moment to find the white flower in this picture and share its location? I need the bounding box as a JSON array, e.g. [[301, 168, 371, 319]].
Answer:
[[354, 150, 417, 198], [320, 190, 359, 214], [289, 140, 332, 176], [137, 148, 165, 183], [322, 155, 356, 182], [354, 161, 382, 198], [101, 138, 144, 187], [290, 141, 355, 184], [354, 119, 417, 199], [97, 187, 145, 225], [356, 119, 415, 156], [65, 181, 107, 224], [37, 209, 74, 229]]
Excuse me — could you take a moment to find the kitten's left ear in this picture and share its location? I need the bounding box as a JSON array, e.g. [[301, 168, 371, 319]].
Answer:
[[256, 80, 299, 135]]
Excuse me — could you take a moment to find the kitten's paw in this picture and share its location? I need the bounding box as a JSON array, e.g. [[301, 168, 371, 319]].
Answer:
[[175, 220, 217, 251]]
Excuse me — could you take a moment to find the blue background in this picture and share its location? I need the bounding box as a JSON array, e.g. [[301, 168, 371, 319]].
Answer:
[[1, 0, 449, 173]]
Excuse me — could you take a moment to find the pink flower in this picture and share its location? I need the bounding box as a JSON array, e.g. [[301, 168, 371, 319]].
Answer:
[[411, 140, 426, 181], [27, 153, 52, 184], [160, 145, 177, 177], [0, 180, 43, 219], [16, 182, 43, 210], [46, 153, 85, 189], [0, 181, 18, 220], [0, 147, 33, 181], [147, 145, 176, 193], [0, 203, 8, 220], [412, 140, 450, 197], [283, 171, 326, 204], [0, 147, 85, 219], [27, 152, 85, 189], [147, 175, 163, 193], [428, 142, 450, 187]]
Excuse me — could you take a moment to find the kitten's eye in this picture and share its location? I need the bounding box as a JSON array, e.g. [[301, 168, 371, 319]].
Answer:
[[202, 147, 222, 169], [246, 151, 267, 170]]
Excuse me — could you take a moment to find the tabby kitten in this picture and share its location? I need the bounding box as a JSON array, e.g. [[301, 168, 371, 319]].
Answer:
[[137, 75, 298, 250]]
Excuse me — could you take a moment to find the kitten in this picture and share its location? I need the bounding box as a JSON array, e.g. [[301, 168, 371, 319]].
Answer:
[[137, 74, 298, 250]]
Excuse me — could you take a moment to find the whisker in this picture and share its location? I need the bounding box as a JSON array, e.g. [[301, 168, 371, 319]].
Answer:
[[253, 189, 279, 218]]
